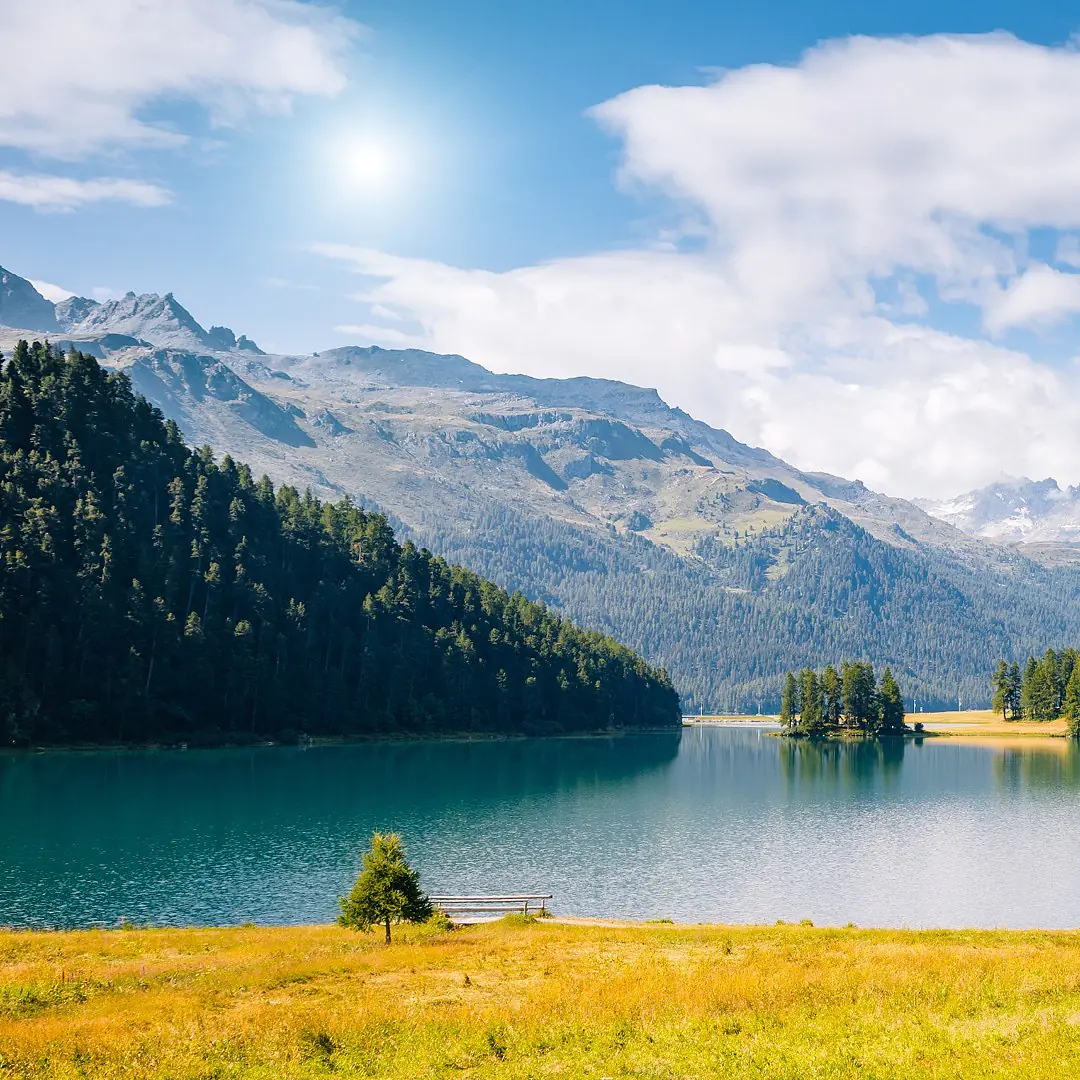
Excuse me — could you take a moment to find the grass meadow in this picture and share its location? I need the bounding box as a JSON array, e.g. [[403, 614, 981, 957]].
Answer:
[[4, 918, 1080, 1077]]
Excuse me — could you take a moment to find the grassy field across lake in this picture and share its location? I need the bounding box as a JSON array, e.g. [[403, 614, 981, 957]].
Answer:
[[685, 710, 1072, 737], [5, 919, 1080, 1078]]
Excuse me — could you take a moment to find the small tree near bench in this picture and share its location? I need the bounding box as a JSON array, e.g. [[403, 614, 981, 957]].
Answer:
[[339, 832, 432, 943]]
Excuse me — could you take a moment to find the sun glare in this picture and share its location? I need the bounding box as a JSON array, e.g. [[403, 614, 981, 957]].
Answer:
[[344, 138, 395, 188]]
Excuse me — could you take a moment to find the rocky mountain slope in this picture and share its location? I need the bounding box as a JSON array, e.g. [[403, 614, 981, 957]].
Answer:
[[0, 266, 58, 334], [918, 477, 1080, 545], [3, 265, 1079, 710]]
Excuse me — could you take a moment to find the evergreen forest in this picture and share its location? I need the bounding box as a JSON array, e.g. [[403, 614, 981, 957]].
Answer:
[[779, 660, 906, 736], [413, 495, 1080, 714], [991, 650, 1080, 733], [0, 342, 680, 746]]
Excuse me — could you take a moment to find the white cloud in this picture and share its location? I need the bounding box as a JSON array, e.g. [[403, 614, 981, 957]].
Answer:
[[333, 323, 423, 346], [984, 264, 1080, 332], [29, 280, 74, 303], [314, 244, 1080, 498], [0, 0, 360, 157], [315, 33, 1080, 499], [0, 171, 172, 211], [1055, 235, 1080, 268]]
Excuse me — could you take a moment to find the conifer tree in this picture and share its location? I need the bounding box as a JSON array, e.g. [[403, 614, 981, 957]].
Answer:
[[0, 342, 681, 746], [842, 661, 877, 728], [1064, 662, 1080, 737], [339, 832, 432, 943], [798, 667, 824, 735], [877, 666, 905, 733], [1028, 657, 1058, 721], [821, 664, 842, 726], [1006, 661, 1022, 720], [991, 659, 1010, 720], [779, 672, 799, 729], [1020, 656, 1039, 720]]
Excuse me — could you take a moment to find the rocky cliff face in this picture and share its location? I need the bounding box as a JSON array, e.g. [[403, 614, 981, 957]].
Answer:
[[55, 291, 218, 351], [0, 267, 59, 333]]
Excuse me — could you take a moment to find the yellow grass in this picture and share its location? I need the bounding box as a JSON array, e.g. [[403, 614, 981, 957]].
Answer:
[[916, 710, 1069, 738], [5, 919, 1080, 1078], [685, 710, 1072, 738]]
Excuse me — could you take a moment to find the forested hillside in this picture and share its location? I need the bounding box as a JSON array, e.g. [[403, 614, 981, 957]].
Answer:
[[0, 342, 680, 746], [7, 266, 1080, 714], [412, 498, 1080, 712]]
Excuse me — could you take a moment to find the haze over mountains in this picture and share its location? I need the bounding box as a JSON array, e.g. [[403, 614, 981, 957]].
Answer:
[[3, 262, 1080, 711], [917, 479, 1080, 545]]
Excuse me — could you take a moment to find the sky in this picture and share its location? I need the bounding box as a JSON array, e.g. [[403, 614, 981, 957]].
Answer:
[[7, 2, 1080, 498]]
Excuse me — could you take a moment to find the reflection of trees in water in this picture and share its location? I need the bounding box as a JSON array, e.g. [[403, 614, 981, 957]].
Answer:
[[992, 744, 1080, 792], [778, 736, 907, 791], [0, 731, 684, 840]]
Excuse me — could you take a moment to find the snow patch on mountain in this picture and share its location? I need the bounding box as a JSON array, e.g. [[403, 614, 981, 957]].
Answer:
[[917, 477, 1080, 542]]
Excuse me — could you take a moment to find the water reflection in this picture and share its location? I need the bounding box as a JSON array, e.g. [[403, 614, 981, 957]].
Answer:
[[0, 733, 680, 929], [992, 741, 1080, 791], [4, 727, 1080, 930], [777, 735, 907, 790]]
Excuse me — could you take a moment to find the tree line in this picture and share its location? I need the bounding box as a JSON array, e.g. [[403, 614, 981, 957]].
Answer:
[[0, 342, 680, 746], [991, 650, 1080, 733], [416, 489, 1080, 714], [779, 661, 906, 736]]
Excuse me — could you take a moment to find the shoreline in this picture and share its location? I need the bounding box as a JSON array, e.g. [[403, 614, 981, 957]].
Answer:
[[0, 724, 683, 755], [7, 913, 1080, 934], [685, 710, 1074, 740]]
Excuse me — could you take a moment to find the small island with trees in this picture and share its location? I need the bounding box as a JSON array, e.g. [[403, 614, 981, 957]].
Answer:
[[778, 660, 907, 737]]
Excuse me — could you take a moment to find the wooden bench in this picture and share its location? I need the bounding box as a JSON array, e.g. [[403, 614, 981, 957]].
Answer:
[[430, 894, 553, 921]]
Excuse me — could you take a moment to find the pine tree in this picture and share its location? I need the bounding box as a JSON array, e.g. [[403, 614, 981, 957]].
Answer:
[[842, 661, 877, 728], [339, 832, 432, 943], [798, 667, 824, 735], [821, 664, 842, 726], [1064, 662, 1080, 737], [0, 342, 681, 747], [779, 672, 799, 729], [1006, 661, 1022, 720], [991, 659, 1010, 720], [877, 666, 905, 733], [1027, 655, 1058, 721], [1020, 657, 1038, 720]]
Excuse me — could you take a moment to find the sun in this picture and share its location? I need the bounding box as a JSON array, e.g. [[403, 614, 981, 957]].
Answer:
[[344, 138, 395, 188]]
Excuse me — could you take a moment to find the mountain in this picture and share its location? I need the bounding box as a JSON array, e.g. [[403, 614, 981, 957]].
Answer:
[[0, 341, 679, 746], [918, 478, 1080, 544], [53, 290, 264, 355], [3, 267, 1079, 711], [0, 266, 59, 334]]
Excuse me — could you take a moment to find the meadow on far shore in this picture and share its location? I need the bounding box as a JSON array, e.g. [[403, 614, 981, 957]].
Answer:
[[684, 709, 1070, 738], [5, 918, 1080, 1078]]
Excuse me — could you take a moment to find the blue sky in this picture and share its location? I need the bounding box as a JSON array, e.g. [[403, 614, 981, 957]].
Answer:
[[6, 0, 1080, 496]]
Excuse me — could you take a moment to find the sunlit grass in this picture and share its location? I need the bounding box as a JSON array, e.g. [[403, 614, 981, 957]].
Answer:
[[3, 918, 1080, 1077]]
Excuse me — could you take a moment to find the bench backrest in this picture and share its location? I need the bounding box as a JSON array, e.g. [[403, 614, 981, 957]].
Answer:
[[430, 894, 553, 916]]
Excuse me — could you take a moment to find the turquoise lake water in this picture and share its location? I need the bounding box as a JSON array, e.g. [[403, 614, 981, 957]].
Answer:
[[3, 725, 1079, 929]]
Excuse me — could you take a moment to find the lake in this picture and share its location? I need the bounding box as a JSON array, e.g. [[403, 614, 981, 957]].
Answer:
[[3, 725, 1080, 930]]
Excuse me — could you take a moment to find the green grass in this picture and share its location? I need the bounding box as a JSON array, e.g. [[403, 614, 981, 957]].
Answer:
[[4, 918, 1080, 1077]]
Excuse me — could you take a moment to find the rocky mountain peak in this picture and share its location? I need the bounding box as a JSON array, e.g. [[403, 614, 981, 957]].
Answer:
[[917, 476, 1080, 541], [0, 266, 59, 333]]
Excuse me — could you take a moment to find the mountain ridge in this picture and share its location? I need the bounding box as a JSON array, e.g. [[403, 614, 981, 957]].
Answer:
[[3, 263, 1079, 710], [918, 476, 1080, 544]]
